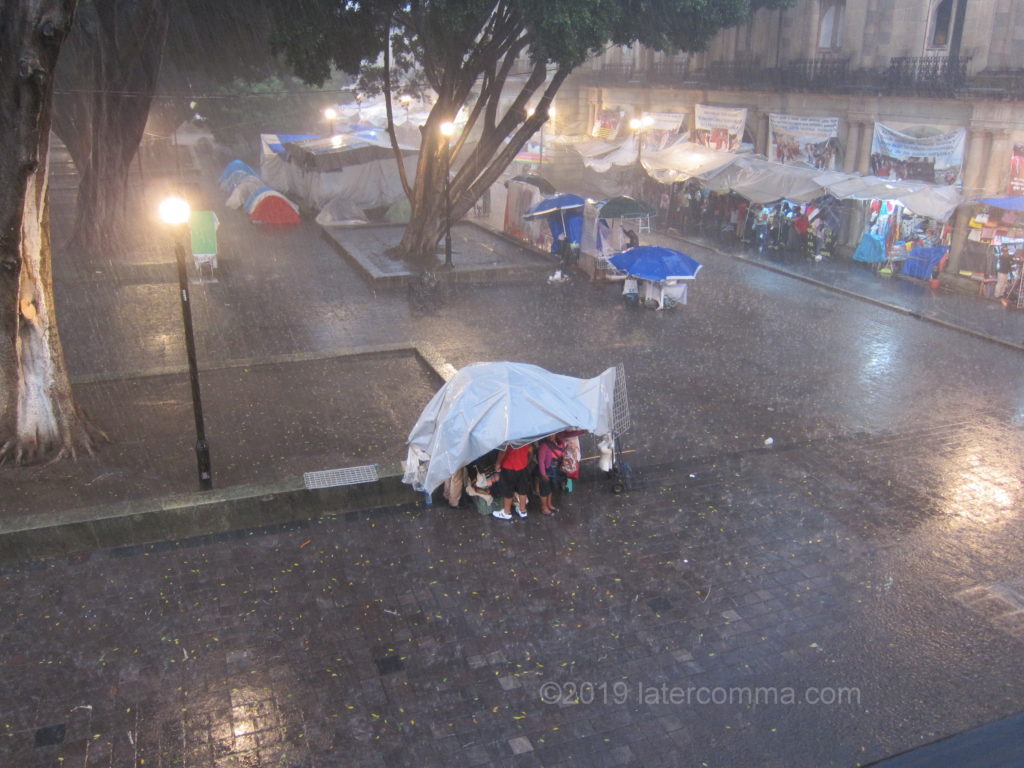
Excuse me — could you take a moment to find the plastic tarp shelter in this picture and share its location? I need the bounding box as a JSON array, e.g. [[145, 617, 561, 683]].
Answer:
[[813, 172, 962, 221], [260, 133, 317, 193], [284, 133, 417, 173], [901, 245, 948, 278], [403, 362, 617, 494], [976, 196, 1024, 211], [315, 195, 370, 227]]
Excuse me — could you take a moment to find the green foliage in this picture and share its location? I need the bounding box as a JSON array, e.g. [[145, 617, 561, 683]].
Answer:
[[195, 74, 351, 148]]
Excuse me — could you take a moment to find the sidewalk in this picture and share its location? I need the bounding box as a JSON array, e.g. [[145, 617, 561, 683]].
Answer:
[[652, 227, 1024, 351]]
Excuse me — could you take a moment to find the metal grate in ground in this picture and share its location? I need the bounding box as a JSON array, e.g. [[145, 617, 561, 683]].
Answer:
[[303, 465, 379, 490]]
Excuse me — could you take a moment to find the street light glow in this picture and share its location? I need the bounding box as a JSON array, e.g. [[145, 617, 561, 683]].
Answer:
[[324, 107, 337, 120], [399, 94, 412, 106], [629, 118, 642, 131], [440, 121, 455, 137], [158, 196, 191, 226]]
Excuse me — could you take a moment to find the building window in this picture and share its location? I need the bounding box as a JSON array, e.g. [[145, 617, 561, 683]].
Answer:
[[818, 0, 845, 49], [930, 0, 955, 47]]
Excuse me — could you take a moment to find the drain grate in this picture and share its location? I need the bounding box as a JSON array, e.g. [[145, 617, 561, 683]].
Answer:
[[303, 465, 379, 490]]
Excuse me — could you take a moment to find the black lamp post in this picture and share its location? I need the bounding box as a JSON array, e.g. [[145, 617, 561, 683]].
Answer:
[[440, 121, 455, 267], [159, 196, 213, 491]]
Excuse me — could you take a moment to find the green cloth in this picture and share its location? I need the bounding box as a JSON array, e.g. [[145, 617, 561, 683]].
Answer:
[[190, 210, 218, 255]]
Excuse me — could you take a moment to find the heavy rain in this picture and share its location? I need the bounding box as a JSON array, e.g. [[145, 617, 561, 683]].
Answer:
[[0, 0, 1022, 766]]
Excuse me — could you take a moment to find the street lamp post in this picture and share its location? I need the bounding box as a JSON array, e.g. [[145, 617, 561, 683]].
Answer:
[[440, 121, 455, 268], [324, 107, 337, 136], [399, 94, 412, 122], [158, 196, 213, 491]]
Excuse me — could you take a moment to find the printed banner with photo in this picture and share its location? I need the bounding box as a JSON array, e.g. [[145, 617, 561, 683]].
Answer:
[[1008, 143, 1024, 195], [592, 108, 625, 140], [641, 111, 688, 152], [693, 105, 747, 152], [870, 122, 966, 185], [768, 114, 840, 169]]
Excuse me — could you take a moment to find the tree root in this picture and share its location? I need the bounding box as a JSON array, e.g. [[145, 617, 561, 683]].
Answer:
[[0, 412, 108, 466]]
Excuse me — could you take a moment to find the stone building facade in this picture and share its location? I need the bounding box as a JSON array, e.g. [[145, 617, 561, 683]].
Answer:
[[550, 0, 1024, 272]]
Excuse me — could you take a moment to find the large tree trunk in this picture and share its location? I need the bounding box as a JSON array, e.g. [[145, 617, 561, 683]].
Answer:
[[0, 0, 103, 464], [52, 0, 171, 254]]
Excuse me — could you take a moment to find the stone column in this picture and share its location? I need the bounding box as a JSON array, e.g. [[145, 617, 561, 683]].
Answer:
[[949, 128, 990, 274], [857, 120, 875, 175], [756, 112, 769, 156], [984, 130, 1012, 196], [843, 122, 863, 173]]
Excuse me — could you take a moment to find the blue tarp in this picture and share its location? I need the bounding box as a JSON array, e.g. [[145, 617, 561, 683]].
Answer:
[[219, 160, 256, 185], [901, 246, 948, 279], [976, 197, 1024, 212], [853, 233, 886, 263], [523, 194, 586, 219], [548, 215, 583, 251], [268, 134, 317, 157]]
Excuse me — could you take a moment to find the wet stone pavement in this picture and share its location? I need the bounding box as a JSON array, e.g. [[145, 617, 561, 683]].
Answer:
[[2, 151, 1023, 766]]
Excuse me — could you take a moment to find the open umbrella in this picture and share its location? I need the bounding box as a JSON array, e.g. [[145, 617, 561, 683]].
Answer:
[[599, 196, 654, 219], [522, 193, 585, 219], [609, 246, 703, 282], [510, 174, 556, 195]]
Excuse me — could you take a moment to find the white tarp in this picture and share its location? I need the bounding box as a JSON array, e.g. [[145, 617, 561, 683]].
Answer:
[[315, 195, 370, 227], [813, 172, 962, 221], [639, 142, 740, 184], [404, 362, 617, 493]]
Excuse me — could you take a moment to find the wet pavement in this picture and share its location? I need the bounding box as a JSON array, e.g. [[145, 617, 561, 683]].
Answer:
[[1, 148, 1023, 766]]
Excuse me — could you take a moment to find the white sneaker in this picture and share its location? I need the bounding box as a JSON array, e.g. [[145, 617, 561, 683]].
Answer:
[[515, 504, 527, 519], [492, 509, 513, 520]]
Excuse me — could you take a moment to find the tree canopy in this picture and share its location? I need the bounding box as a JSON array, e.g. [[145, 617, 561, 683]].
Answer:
[[270, 0, 785, 263]]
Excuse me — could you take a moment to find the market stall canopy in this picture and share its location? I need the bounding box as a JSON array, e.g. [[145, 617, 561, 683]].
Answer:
[[814, 172, 962, 221], [403, 362, 617, 493], [609, 246, 703, 282], [720, 157, 826, 203], [284, 133, 417, 173], [975, 196, 1024, 211], [640, 142, 740, 184]]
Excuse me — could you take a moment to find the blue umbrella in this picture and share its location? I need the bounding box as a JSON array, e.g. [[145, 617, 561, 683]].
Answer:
[[522, 193, 586, 219], [609, 246, 703, 282]]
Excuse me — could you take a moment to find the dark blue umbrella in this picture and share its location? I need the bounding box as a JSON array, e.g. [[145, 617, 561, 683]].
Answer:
[[609, 246, 703, 282], [522, 193, 586, 219]]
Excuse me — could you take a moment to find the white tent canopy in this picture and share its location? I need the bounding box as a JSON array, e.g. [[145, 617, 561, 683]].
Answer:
[[573, 141, 964, 221], [404, 362, 617, 493]]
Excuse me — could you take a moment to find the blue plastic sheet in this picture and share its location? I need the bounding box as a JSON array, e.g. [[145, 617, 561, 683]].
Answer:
[[853, 233, 886, 263], [901, 246, 948, 279]]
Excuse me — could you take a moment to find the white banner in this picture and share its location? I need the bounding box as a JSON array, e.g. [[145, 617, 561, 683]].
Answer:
[[870, 122, 966, 185], [694, 105, 747, 152], [641, 111, 687, 152], [768, 114, 840, 169]]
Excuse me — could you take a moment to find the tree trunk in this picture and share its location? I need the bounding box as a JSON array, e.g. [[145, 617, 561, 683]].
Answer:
[[52, 0, 171, 254], [399, 113, 451, 266], [0, 0, 104, 464]]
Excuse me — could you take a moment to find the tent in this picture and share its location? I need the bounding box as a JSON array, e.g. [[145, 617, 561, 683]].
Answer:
[[403, 362, 618, 493], [219, 160, 256, 189], [244, 187, 301, 225], [315, 195, 370, 227], [226, 175, 265, 209], [260, 133, 318, 192]]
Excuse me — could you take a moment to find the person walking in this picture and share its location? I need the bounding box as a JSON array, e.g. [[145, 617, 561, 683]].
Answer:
[[494, 442, 533, 520]]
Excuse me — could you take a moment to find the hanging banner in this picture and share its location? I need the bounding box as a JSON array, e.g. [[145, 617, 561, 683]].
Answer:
[[641, 111, 688, 152], [1007, 143, 1024, 196], [591, 108, 624, 140], [870, 122, 966, 185], [768, 114, 840, 169], [694, 105, 746, 152]]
